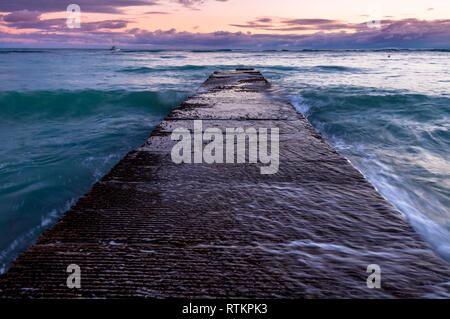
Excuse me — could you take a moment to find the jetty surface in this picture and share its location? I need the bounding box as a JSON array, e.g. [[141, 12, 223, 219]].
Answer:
[[0, 69, 448, 298]]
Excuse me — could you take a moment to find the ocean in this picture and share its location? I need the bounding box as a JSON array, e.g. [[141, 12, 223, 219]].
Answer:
[[0, 48, 449, 273]]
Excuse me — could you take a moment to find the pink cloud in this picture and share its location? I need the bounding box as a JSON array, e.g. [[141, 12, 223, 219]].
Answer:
[[0, 17, 449, 49]]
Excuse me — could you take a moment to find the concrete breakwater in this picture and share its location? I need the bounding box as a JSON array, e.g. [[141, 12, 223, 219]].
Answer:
[[0, 69, 448, 298]]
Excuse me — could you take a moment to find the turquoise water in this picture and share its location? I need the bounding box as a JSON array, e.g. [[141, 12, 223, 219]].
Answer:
[[0, 49, 449, 272]]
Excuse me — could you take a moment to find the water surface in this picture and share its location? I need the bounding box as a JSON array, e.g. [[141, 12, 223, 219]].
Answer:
[[0, 49, 449, 272]]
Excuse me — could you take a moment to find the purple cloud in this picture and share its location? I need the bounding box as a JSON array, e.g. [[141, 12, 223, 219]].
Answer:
[[282, 18, 340, 25], [230, 16, 402, 33], [83, 20, 129, 31], [145, 11, 171, 14], [1, 12, 129, 31], [0, 18, 449, 49], [256, 18, 272, 23], [129, 19, 450, 49], [0, 1, 159, 13], [0, 0, 228, 16], [3, 10, 41, 23], [175, 0, 228, 7], [230, 17, 358, 32]]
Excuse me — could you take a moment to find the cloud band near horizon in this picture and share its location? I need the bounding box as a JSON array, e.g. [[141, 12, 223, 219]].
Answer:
[[0, 1, 449, 49]]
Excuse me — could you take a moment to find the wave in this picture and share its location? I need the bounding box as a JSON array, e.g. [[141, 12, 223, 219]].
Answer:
[[428, 49, 450, 52], [312, 65, 361, 72], [0, 198, 76, 275], [269, 48, 450, 53], [0, 50, 49, 54], [117, 65, 209, 73], [259, 65, 299, 71], [118, 49, 167, 53], [259, 65, 363, 73], [288, 88, 450, 262], [160, 55, 187, 59], [0, 88, 189, 273], [190, 49, 233, 53], [299, 88, 450, 115], [0, 89, 187, 119]]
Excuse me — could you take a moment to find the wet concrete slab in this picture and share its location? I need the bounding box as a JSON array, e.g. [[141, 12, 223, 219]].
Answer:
[[0, 69, 449, 298]]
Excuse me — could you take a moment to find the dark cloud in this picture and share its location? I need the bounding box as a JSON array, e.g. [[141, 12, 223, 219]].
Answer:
[[0, 1, 159, 13], [281, 18, 340, 25], [4, 18, 64, 30], [256, 18, 272, 23], [3, 10, 41, 23], [230, 17, 353, 32], [230, 23, 274, 29], [0, 0, 228, 15], [1, 11, 129, 31], [145, 11, 170, 14]]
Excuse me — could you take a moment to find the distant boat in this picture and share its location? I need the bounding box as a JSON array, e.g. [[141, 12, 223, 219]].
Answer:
[[109, 46, 120, 52]]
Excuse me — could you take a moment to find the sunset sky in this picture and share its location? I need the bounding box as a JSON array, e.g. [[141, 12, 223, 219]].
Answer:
[[0, 0, 449, 48]]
